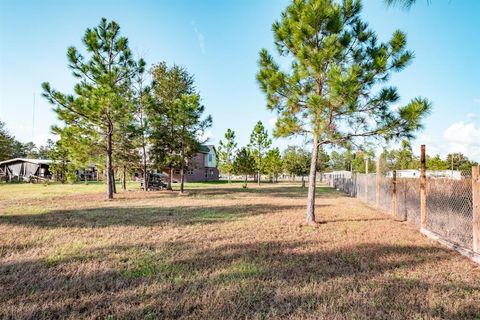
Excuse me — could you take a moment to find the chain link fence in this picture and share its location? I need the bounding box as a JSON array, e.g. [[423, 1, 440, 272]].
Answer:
[[325, 167, 478, 254], [426, 178, 473, 249]]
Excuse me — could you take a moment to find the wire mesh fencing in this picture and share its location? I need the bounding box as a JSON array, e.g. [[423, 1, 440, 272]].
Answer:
[[377, 176, 392, 214], [396, 178, 421, 227], [325, 168, 479, 254], [426, 178, 473, 250]]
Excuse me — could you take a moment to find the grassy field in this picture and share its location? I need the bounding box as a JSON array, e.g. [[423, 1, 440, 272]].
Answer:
[[0, 182, 479, 319]]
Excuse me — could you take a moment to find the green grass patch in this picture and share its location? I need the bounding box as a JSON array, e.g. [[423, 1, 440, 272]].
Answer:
[[121, 248, 184, 280], [43, 241, 89, 267], [217, 260, 263, 283]]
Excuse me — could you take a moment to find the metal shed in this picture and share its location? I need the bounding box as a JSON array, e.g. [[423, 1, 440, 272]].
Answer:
[[0, 158, 54, 182]]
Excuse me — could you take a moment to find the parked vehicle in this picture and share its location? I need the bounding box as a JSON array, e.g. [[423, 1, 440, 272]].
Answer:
[[141, 172, 168, 190]]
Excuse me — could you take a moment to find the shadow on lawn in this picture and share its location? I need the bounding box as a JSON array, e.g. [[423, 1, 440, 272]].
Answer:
[[0, 202, 318, 229], [186, 184, 343, 199], [1, 240, 478, 319]]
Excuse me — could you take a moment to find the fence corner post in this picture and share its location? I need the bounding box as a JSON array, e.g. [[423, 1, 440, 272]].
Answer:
[[420, 144, 427, 229], [392, 170, 397, 220], [473, 166, 480, 254]]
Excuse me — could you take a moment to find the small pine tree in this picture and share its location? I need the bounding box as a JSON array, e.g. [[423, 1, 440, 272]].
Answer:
[[217, 129, 237, 183], [233, 147, 256, 188], [264, 147, 283, 183], [248, 121, 272, 185]]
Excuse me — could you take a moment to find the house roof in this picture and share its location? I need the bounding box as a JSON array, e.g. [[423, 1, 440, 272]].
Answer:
[[198, 145, 213, 154], [0, 158, 55, 166]]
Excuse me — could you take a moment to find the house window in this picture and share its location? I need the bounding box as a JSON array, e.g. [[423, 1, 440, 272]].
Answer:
[[208, 154, 213, 162], [187, 168, 194, 175], [210, 169, 214, 176], [205, 168, 208, 178]]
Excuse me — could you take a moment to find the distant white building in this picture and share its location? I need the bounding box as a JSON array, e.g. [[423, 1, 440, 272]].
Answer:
[[386, 169, 462, 180], [324, 171, 352, 179]]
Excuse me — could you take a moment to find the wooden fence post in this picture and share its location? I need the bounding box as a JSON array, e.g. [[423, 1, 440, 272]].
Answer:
[[376, 158, 380, 208], [365, 158, 369, 203], [473, 166, 480, 253], [420, 144, 427, 229], [392, 170, 398, 219]]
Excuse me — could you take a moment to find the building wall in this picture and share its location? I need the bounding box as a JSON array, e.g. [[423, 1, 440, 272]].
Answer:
[[167, 150, 219, 182]]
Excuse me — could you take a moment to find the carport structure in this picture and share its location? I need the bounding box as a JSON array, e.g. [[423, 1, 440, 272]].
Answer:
[[0, 158, 53, 182]]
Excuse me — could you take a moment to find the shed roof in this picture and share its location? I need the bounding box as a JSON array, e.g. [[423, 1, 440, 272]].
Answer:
[[0, 158, 55, 166]]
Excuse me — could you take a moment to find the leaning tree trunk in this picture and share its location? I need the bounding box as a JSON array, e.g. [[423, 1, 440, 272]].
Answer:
[[106, 127, 114, 200], [244, 175, 248, 188], [301, 175, 305, 188], [306, 136, 320, 224]]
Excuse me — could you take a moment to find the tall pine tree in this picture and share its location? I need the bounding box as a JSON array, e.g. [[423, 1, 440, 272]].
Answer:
[[174, 94, 212, 194], [257, 0, 431, 224], [150, 62, 195, 189], [42, 18, 145, 199]]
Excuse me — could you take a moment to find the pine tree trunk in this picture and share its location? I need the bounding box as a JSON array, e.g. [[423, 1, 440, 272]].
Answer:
[[180, 162, 185, 194], [179, 141, 185, 193], [111, 167, 117, 194], [257, 169, 261, 186], [302, 175, 305, 188], [106, 128, 114, 200], [244, 175, 247, 188], [122, 165, 126, 190], [142, 144, 148, 191], [167, 167, 173, 190], [140, 109, 148, 192], [306, 136, 320, 225]]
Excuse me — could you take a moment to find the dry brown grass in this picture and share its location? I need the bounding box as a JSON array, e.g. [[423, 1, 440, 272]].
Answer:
[[1, 182, 479, 319]]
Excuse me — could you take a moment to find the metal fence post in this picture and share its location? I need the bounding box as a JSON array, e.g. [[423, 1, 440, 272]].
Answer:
[[420, 144, 427, 229], [473, 166, 480, 254]]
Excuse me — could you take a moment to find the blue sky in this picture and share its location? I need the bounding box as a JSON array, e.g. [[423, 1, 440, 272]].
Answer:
[[1, 0, 479, 160]]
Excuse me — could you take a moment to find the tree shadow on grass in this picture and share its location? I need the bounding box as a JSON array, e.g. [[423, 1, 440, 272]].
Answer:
[[187, 185, 344, 200], [0, 203, 323, 229], [1, 240, 478, 319]]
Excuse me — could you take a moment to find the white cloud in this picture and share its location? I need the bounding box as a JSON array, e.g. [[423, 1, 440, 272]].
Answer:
[[412, 133, 442, 157], [443, 121, 480, 161], [191, 21, 205, 54]]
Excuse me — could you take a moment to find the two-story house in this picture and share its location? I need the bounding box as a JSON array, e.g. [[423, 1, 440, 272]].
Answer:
[[169, 145, 219, 182]]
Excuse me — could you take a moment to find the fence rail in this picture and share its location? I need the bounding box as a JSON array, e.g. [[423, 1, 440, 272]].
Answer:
[[325, 161, 480, 264]]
